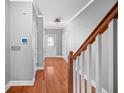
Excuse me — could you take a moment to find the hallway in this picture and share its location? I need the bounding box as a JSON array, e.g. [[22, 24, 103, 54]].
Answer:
[[6, 57, 68, 93], [5, 0, 118, 93]]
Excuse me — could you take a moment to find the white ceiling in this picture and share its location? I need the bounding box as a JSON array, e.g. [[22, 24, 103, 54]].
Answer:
[[34, 0, 94, 29]]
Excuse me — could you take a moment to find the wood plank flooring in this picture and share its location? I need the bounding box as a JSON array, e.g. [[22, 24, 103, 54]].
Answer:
[[44, 57, 68, 93], [6, 57, 68, 93], [6, 70, 44, 93]]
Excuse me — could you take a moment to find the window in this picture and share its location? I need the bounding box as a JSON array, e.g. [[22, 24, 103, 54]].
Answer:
[[47, 36, 55, 47]]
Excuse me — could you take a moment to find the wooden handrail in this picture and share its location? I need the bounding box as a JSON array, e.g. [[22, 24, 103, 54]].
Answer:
[[72, 2, 118, 60], [68, 2, 118, 93]]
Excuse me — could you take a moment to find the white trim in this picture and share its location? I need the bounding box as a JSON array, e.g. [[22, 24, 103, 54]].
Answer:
[[44, 56, 63, 58], [38, 15, 45, 18], [37, 66, 44, 70], [32, 2, 44, 18], [9, 0, 33, 2], [43, 17, 45, 60], [87, 45, 91, 93], [76, 57, 80, 93], [75, 67, 77, 71], [81, 73, 85, 93], [33, 67, 36, 84], [95, 35, 101, 93], [84, 74, 88, 80], [64, 0, 95, 26], [91, 80, 96, 88], [5, 81, 11, 92], [10, 80, 34, 86], [5, 80, 34, 92], [42, 54, 45, 70], [79, 70, 82, 75], [62, 56, 68, 62], [32, 2, 38, 17]]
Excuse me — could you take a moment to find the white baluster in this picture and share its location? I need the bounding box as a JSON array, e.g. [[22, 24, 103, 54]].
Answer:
[[95, 35, 101, 93], [76, 57, 80, 93], [81, 52, 85, 93], [87, 45, 92, 93]]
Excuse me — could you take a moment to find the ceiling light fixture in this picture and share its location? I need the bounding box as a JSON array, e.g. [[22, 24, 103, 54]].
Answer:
[[54, 18, 61, 25]]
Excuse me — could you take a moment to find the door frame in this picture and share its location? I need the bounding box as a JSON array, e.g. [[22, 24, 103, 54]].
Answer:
[[44, 34, 57, 57]]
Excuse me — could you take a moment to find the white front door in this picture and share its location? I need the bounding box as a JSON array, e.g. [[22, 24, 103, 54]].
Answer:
[[44, 34, 57, 57]]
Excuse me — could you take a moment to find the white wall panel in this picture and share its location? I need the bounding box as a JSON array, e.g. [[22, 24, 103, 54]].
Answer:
[[100, 29, 109, 92], [108, 19, 117, 93]]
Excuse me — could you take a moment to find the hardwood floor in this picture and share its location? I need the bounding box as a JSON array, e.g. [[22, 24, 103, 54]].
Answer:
[[6, 57, 68, 93], [6, 70, 44, 93], [44, 57, 68, 93]]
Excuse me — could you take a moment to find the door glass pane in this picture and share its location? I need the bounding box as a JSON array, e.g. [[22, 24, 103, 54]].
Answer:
[[47, 36, 55, 47]]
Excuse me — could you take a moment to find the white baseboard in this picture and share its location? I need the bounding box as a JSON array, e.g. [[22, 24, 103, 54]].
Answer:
[[5, 81, 11, 92], [37, 66, 44, 70], [44, 56, 63, 58], [5, 80, 35, 92], [63, 56, 68, 62], [54, 56, 63, 57], [10, 80, 34, 86]]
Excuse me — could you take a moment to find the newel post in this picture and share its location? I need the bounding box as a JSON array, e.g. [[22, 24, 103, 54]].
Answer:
[[68, 51, 73, 93]]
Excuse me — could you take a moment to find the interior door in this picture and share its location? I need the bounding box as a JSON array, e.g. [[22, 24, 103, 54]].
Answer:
[[44, 34, 57, 57]]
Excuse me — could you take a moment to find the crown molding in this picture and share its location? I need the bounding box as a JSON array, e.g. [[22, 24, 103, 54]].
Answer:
[[64, 0, 95, 27], [9, 0, 95, 29], [9, 0, 33, 2], [32, 2, 44, 18]]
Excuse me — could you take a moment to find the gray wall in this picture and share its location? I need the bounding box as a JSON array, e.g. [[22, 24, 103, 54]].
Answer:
[[45, 29, 62, 56], [33, 5, 44, 67], [62, 0, 117, 59], [37, 17, 44, 67], [10, 2, 34, 80], [5, 0, 10, 85]]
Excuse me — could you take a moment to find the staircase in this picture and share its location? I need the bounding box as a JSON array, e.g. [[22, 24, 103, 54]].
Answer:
[[68, 2, 118, 93]]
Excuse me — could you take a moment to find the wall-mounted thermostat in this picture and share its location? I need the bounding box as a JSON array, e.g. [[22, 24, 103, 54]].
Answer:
[[21, 36, 28, 44]]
